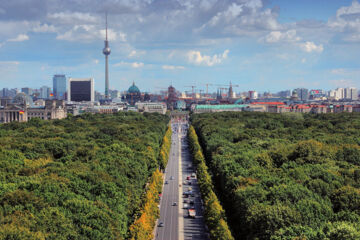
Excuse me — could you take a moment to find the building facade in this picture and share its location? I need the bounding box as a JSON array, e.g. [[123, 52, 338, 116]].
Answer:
[[126, 82, 141, 105], [67, 78, 94, 102], [295, 88, 309, 101], [53, 74, 67, 100], [0, 100, 67, 123], [40, 86, 51, 99]]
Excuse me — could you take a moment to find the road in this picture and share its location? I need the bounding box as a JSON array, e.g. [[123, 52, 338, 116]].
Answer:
[[155, 118, 208, 240]]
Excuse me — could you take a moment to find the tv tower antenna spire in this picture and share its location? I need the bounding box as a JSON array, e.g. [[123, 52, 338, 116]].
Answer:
[[103, 12, 111, 99]]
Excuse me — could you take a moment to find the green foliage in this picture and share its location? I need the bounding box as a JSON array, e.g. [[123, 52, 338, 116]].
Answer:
[[158, 125, 172, 169], [190, 112, 360, 240], [128, 169, 163, 240], [0, 112, 169, 239], [188, 126, 234, 240]]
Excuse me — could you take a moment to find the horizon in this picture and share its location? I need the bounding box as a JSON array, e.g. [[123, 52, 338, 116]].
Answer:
[[1, 0, 360, 93]]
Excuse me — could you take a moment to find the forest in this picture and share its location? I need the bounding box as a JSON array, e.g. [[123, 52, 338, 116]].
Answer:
[[0, 112, 169, 240], [191, 112, 360, 240]]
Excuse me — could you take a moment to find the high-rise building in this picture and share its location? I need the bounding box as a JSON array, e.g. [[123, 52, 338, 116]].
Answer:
[[53, 74, 67, 100], [344, 87, 357, 100], [67, 78, 94, 102], [109, 89, 121, 99], [248, 91, 258, 99], [103, 13, 111, 99], [277, 90, 291, 98], [40, 86, 51, 99], [21, 87, 33, 96], [295, 88, 309, 101]]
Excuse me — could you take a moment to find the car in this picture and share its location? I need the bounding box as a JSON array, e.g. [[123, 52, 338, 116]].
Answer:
[[158, 222, 164, 227], [186, 176, 190, 180], [165, 181, 168, 184], [172, 202, 177, 206], [183, 203, 189, 209], [190, 199, 194, 205], [184, 199, 190, 203], [170, 176, 175, 180]]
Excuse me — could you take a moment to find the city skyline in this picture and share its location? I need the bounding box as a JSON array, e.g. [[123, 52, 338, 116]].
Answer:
[[1, 0, 360, 92]]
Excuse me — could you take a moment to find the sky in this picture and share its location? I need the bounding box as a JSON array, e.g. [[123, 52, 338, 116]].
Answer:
[[0, 0, 360, 93]]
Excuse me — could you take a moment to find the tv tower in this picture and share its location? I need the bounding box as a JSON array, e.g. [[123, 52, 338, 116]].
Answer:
[[103, 13, 111, 99]]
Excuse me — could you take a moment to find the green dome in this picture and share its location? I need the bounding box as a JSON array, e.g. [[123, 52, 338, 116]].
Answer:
[[128, 82, 140, 94]]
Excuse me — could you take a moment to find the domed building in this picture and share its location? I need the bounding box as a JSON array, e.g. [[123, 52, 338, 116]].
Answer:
[[291, 89, 299, 101], [12, 92, 34, 107], [126, 82, 142, 105]]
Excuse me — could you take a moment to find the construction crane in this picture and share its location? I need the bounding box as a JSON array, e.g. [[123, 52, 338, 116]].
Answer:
[[215, 82, 239, 88], [184, 85, 196, 98], [199, 89, 204, 98], [204, 83, 213, 95]]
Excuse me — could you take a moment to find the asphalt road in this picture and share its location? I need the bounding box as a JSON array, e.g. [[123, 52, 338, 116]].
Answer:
[[155, 120, 180, 240], [180, 124, 208, 240], [155, 119, 208, 240]]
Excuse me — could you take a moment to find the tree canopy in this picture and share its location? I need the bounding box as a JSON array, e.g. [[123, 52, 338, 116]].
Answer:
[[191, 112, 360, 240], [0, 112, 169, 239]]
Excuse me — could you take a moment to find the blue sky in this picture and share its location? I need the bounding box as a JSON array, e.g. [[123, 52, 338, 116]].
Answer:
[[0, 0, 359, 93]]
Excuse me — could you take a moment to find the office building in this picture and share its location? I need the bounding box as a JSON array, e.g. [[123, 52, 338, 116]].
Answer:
[[248, 91, 258, 99], [40, 86, 51, 99], [21, 87, 33, 96], [67, 78, 94, 102], [295, 88, 309, 101], [1, 88, 18, 98], [344, 87, 358, 100], [53, 74, 67, 100], [109, 89, 121, 99], [277, 90, 291, 98]]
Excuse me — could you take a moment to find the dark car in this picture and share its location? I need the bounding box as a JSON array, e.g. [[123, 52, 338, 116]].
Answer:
[[158, 222, 164, 227]]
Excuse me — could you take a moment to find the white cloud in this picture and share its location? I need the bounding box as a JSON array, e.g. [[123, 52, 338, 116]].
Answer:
[[301, 58, 307, 63], [128, 50, 146, 58], [330, 79, 355, 87], [300, 41, 323, 53], [113, 61, 144, 68], [264, 30, 301, 43], [56, 25, 124, 42], [93, 59, 99, 64], [331, 68, 346, 74], [132, 62, 144, 68], [0, 61, 20, 65], [0, 61, 20, 72], [32, 23, 56, 33], [7, 34, 29, 42], [162, 65, 185, 70], [48, 12, 98, 24], [187, 49, 229, 66], [328, 1, 360, 42], [195, 0, 280, 37]]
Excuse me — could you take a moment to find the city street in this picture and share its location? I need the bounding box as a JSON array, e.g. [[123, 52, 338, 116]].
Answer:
[[155, 118, 208, 240]]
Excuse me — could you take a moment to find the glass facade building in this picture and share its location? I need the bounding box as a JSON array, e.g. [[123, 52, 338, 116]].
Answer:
[[53, 75, 67, 100]]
